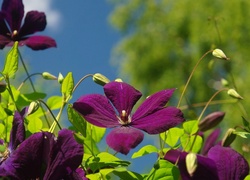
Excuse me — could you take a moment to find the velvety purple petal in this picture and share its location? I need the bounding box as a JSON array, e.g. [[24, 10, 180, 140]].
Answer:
[[43, 129, 84, 179], [8, 111, 25, 151], [106, 127, 144, 155], [131, 106, 184, 134], [19, 11, 47, 37], [0, 12, 10, 36], [0, 35, 11, 49], [133, 89, 175, 121], [201, 128, 221, 155], [23, 35, 57, 50], [1, 0, 24, 31], [73, 94, 119, 127], [0, 132, 49, 179], [165, 150, 219, 180], [208, 145, 249, 180], [104, 82, 142, 115], [67, 168, 88, 180]]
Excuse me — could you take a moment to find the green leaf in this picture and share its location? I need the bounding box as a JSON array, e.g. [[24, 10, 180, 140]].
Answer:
[[244, 175, 250, 180], [0, 105, 7, 120], [47, 96, 63, 110], [67, 104, 87, 137], [88, 122, 106, 143], [234, 131, 250, 138], [61, 72, 74, 99], [2, 42, 19, 78], [131, 145, 158, 159], [180, 134, 203, 153], [27, 117, 43, 133], [183, 120, 199, 135], [86, 152, 130, 173], [161, 127, 184, 147], [73, 133, 85, 144], [147, 160, 180, 180], [112, 168, 143, 180]]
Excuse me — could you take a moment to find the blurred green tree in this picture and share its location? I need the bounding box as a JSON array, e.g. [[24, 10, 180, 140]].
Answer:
[[109, 0, 250, 157]]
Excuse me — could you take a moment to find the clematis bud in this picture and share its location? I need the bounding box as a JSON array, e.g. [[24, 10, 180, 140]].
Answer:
[[92, 73, 110, 86], [58, 73, 64, 84], [115, 78, 123, 82], [222, 128, 236, 147], [42, 72, 57, 80], [212, 49, 229, 60], [27, 101, 40, 116], [186, 153, 197, 177], [198, 111, 225, 132], [0, 82, 6, 93], [221, 78, 229, 87], [227, 89, 243, 100]]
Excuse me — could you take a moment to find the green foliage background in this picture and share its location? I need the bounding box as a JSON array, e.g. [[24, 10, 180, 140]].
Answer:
[[109, 0, 250, 160]]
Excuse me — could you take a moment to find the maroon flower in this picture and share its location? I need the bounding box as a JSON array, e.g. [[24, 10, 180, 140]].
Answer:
[[0, 0, 56, 50], [73, 81, 185, 155], [165, 145, 249, 180]]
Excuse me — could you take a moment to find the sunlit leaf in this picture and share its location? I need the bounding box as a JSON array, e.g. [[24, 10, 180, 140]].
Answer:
[[131, 145, 158, 159], [161, 127, 184, 147], [47, 96, 63, 110], [61, 72, 74, 99], [180, 134, 203, 153], [27, 117, 43, 133], [234, 131, 250, 139], [2, 42, 19, 78], [112, 168, 143, 180], [183, 120, 199, 135]]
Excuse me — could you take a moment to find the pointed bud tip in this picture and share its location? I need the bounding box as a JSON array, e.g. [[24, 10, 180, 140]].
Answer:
[[212, 49, 230, 60], [227, 89, 243, 100], [42, 72, 57, 80], [92, 73, 110, 86]]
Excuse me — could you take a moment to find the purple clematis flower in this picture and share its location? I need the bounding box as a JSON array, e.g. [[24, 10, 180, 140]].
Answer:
[[165, 145, 249, 180], [73, 81, 185, 155], [0, 0, 56, 50], [0, 109, 83, 179]]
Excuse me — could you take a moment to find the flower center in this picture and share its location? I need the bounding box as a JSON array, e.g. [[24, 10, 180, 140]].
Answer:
[[118, 110, 131, 125], [11, 30, 19, 40]]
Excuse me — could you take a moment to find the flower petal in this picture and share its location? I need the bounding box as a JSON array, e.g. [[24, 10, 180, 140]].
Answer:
[[22, 35, 57, 50], [106, 127, 144, 155], [201, 128, 221, 155], [8, 110, 25, 151], [165, 150, 219, 180], [131, 107, 184, 134], [19, 11, 47, 37], [0, 132, 49, 179], [0, 12, 10, 36], [132, 89, 175, 121], [1, 0, 24, 31], [73, 94, 119, 127], [43, 129, 83, 179], [208, 145, 249, 180], [104, 82, 142, 115], [0, 35, 11, 49]]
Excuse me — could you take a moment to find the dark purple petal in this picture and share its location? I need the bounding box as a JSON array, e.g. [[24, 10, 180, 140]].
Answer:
[[132, 89, 175, 121], [19, 11, 47, 37], [0, 12, 10, 36], [106, 127, 144, 155], [201, 128, 221, 155], [131, 107, 184, 134], [104, 82, 142, 115], [208, 145, 249, 180], [8, 111, 25, 151], [1, 0, 24, 31], [0, 132, 49, 179], [0, 35, 11, 49], [67, 168, 88, 180], [43, 129, 84, 179], [73, 94, 119, 127], [23, 35, 57, 50], [165, 150, 219, 180]]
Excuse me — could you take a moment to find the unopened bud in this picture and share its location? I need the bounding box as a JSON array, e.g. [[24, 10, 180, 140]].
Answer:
[[222, 128, 236, 147], [199, 112, 225, 132], [186, 153, 197, 177], [0, 82, 6, 93], [27, 101, 40, 116], [58, 73, 64, 84], [115, 78, 123, 82], [212, 49, 229, 60], [93, 73, 110, 86], [42, 72, 57, 80], [227, 89, 243, 100], [221, 78, 229, 87]]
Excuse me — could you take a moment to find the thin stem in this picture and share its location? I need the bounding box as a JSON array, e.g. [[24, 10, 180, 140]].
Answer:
[[72, 74, 93, 93], [177, 49, 213, 108], [17, 73, 42, 91], [18, 49, 36, 92]]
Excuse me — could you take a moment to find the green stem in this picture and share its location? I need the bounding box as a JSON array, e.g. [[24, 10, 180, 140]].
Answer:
[[177, 50, 213, 108], [72, 74, 93, 93], [17, 73, 42, 91], [18, 49, 36, 92]]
